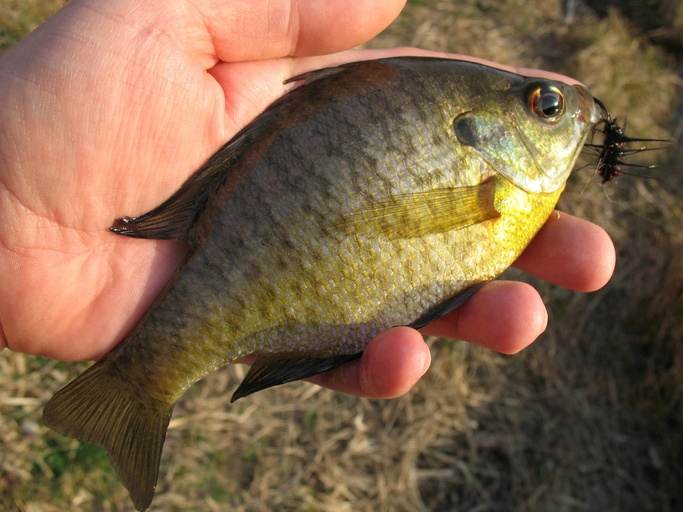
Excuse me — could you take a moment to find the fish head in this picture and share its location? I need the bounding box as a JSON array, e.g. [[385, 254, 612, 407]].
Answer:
[[453, 75, 601, 193]]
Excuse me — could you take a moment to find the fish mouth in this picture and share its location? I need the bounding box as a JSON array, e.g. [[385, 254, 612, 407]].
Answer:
[[592, 97, 611, 121], [573, 84, 601, 127]]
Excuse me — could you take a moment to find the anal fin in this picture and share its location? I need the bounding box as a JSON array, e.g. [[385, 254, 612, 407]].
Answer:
[[231, 352, 363, 402], [408, 281, 487, 330]]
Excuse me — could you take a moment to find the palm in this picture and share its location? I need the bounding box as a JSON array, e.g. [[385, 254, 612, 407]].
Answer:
[[0, 8, 298, 359]]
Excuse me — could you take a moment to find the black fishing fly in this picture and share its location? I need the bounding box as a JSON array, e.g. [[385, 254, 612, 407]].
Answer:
[[587, 98, 667, 183]]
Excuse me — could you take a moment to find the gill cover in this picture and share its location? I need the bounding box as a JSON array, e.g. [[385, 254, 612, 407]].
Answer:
[[453, 79, 599, 194]]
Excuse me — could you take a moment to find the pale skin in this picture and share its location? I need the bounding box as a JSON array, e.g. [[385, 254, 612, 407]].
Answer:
[[0, 0, 615, 398]]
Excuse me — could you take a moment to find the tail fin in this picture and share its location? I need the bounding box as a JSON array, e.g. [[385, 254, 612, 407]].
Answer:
[[43, 361, 174, 511]]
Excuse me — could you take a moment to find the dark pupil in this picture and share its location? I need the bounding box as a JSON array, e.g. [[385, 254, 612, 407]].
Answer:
[[539, 90, 561, 117]]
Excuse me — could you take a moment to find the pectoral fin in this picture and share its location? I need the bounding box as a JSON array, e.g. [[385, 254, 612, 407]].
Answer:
[[336, 177, 499, 239], [231, 351, 363, 402]]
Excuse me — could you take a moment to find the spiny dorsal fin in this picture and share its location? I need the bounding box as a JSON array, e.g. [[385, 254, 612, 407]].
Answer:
[[335, 177, 499, 239], [231, 352, 363, 402], [43, 361, 174, 511], [108, 59, 404, 243]]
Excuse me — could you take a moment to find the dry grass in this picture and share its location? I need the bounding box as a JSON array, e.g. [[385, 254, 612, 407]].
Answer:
[[0, 0, 65, 52], [1, 1, 682, 511]]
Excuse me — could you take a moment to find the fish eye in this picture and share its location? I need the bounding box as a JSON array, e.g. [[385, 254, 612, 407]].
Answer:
[[528, 84, 564, 122]]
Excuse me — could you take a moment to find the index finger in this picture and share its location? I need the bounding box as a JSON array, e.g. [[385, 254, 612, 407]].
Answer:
[[513, 211, 615, 292]]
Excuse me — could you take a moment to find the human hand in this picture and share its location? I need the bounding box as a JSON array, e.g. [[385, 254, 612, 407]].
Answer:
[[0, 0, 615, 396]]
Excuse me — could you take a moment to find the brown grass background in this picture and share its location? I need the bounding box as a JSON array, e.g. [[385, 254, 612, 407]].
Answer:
[[1, 1, 682, 511]]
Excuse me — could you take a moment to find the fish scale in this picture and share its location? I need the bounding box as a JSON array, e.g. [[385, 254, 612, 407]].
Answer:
[[43, 57, 601, 511]]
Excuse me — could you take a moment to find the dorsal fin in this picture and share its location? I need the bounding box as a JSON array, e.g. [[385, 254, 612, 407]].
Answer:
[[108, 59, 407, 243], [109, 102, 286, 243], [109, 125, 263, 242]]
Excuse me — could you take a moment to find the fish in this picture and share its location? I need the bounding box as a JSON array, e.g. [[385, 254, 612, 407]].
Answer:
[[42, 57, 601, 511]]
